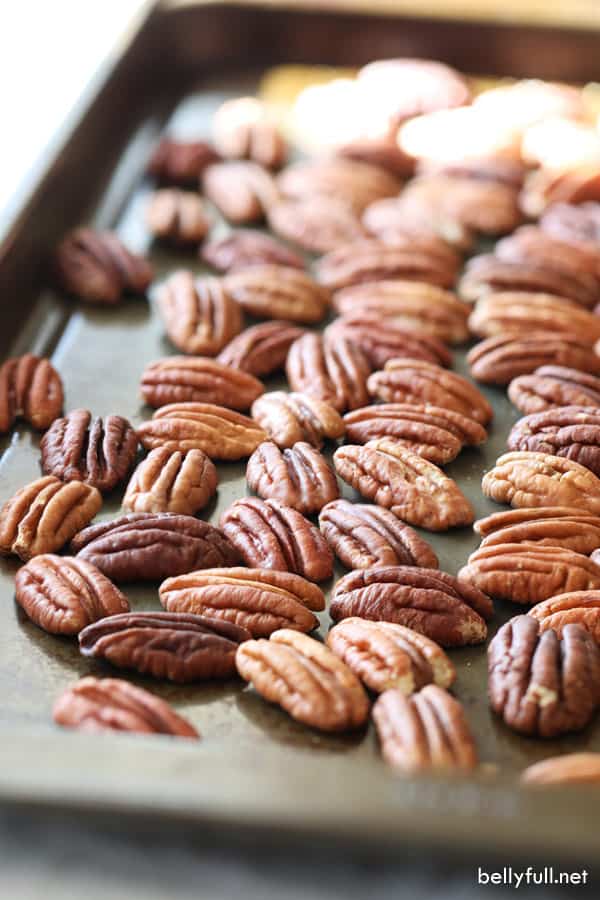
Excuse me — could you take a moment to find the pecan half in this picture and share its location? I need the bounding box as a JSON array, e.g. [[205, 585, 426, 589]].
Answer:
[[146, 189, 211, 245], [373, 685, 478, 773], [202, 230, 304, 273], [217, 320, 305, 377], [137, 403, 267, 460], [285, 332, 371, 412], [468, 333, 600, 386], [140, 357, 264, 411], [521, 166, 600, 218], [79, 611, 251, 682], [475, 508, 600, 555], [416, 156, 527, 187], [15, 554, 129, 635], [251, 391, 344, 449], [223, 265, 329, 324], [0, 354, 63, 433], [53, 676, 199, 737], [367, 359, 493, 425], [71, 512, 239, 581], [319, 499, 438, 570], [160, 568, 324, 637], [529, 591, 600, 643], [267, 196, 366, 254], [488, 615, 600, 737], [508, 366, 600, 416], [122, 447, 217, 515], [235, 629, 369, 731], [326, 618, 454, 694], [362, 197, 474, 251], [358, 58, 471, 122], [338, 136, 415, 178], [325, 314, 452, 370], [475, 505, 592, 537], [315, 239, 457, 291], [468, 293, 600, 344], [334, 439, 474, 531], [40, 409, 138, 493], [219, 497, 333, 582], [157, 271, 243, 356], [202, 161, 280, 223], [212, 97, 287, 169], [147, 137, 220, 185], [278, 158, 400, 213], [54, 228, 153, 304], [508, 405, 600, 476], [541, 202, 600, 246], [0, 477, 102, 561], [246, 441, 339, 515], [522, 753, 600, 786], [460, 256, 599, 308], [331, 566, 491, 646]]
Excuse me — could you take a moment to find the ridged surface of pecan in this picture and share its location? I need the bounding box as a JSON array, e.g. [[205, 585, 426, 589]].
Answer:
[[522, 753, 600, 786], [476, 508, 600, 555], [15, 554, 129, 635], [140, 357, 264, 411], [278, 158, 400, 212], [246, 441, 339, 515], [468, 293, 600, 344], [0, 353, 63, 433], [460, 256, 599, 308], [508, 366, 600, 416], [496, 226, 600, 297], [529, 591, 600, 643], [235, 628, 370, 731], [146, 189, 211, 245], [362, 197, 474, 251], [508, 405, 600, 476], [285, 332, 371, 412], [0, 476, 102, 561], [202, 231, 304, 273], [40, 408, 138, 493], [223, 265, 329, 324], [267, 196, 366, 254], [217, 320, 304, 377], [251, 391, 344, 449], [212, 98, 287, 169], [122, 447, 217, 515], [541, 201, 600, 246], [468, 333, 600, 386], [79, 611, 251, 682], [325, 314, 452, 370], [137, 403, 267, 459], [147, 137, 220, 185], [71, 512, 239, 581], [315, 239, 458, 291], [475, 505, 593, 537], [157, 271, 243, 356], [219, 497, 333, 581], [202, 161, 280, 223]]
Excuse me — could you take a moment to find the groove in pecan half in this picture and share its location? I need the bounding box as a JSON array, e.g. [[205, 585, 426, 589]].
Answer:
[[122, 447, 217, 515], [246, 441, 340, 515], [286, 333, 371, 413], [147, 137, 220, 185], [140, 357, 264, 412], [223, 265, 330, 324], [146, 189, 211, 245], [236, 628, 370, 732], [212, 98, 288, 169], [362, 197, 474, 251], [79, 611, 251, 682], [202, 161, 280, 223], [278, 158, 400, 213], [325, 314, 452, 371], [157, 271, 243, 356], [522, 753, 600, 786], [468, 292, 600, 344], [0, 354, 64, 433], [469, 333, 600, 386], [529, 591, 600, 644], [508, 366, 600, 416], [202, 230, 304, 273], [267, 196, 366, 254], [251, 391, 344, 449], [475, 508, 600, 555], [53, 676, 199, 737], [460, 257, 599, 308], [217, 321, 305, 378], [508, 405, 600, 476]]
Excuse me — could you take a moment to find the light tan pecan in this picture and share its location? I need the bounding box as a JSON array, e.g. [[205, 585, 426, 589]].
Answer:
[[137, 403, 267, 460], [236, 628, 370, 731], [223, 265, 329, 324], [217, 320, 305, 377], [285, 332, 371, 412], [0, 476, 102, 561], [246, 441, 339, 515], [202, 231, 304, 273], [475, 508, 600, 555], [147, 137, 220, 185], [507, 405, 600, 476], [325, 314, 452, 370], [529, 591, 600, 644], [267, 196, 366, 254], [157, 271, 243, 356], [508, 366, 600, 416], [0, 354, 64, 433], [146, 189, 211, 245], [202, 161, 280, 223], [122, 447, 217, 515], [140, 357, 264, 411], [416, 156, 527, 187], [358, 58, 471, 122], [160, 568, 324, 637], [541, 202, 600, 247], [367, 359, 493, 426], [15, 554, 129, 635], [212, 97, 288, 169], [468, 293, 600, 344], [326, 618, 455, 694], [53, 676, 199, 737], [522, 753, 600, 786], [333, 439, 474, 531], [468, 333, 600, 386], [278, 158, 400, 213], [520, 166, 600, 219], [337, 136, 415, 178], [459, 256, 599, 308], [362, 197, 474, 251], [251, 391, 344, 449]]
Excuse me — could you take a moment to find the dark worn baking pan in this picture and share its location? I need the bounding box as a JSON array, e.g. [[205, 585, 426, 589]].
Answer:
[[2, 0, 600, 863]]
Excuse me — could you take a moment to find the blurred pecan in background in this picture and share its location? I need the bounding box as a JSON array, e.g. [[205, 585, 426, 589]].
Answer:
[[157, 272, 243, 356], [460, 257, 599, 308], [540, 201, 600, 246], [147, 137, 220, 185], [251, 391, 344, 449], [496, 225, 600, 292], [0, 354, 63, 433], [468, 333, 600, 386], [278, 158, 400, 213], [508, 406, 600, 476], [202, 161, 280, 223], [315, 239, 458, 291], [529, 591, 600, 644], [285, 332, 371, 412], [268, 196, 366, 254], [522, 753, 600, 786], [122, 447, 217, 515], [140, 357, 264, 411], [202, 230, 304, 273], [325, 314, 452, 370], [362, 197, 473, 251], [217, 321, 305, 378], [246, 441, 339, 515], [508, 366, 600, 416], [520, 166, 600, 219], [468, 293, 600, 344], [146, 189, 211, 245], [137, 403, 267, 459], [223, 265, 329, 323], [212, 97, 288, 169]]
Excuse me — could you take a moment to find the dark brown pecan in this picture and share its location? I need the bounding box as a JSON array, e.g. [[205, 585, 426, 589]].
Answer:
[[223, 265, 330, 324], [71, 512, 240, 582], [476, 508, 600, 555], [362, 197, 474, 251], [367, 359, 493, 426], [508, 406, 600, 476], [278, 158, 400, 213], [217, 320, 305, 377], [40, 409, 138, 493], [460, 256, 599, 308], [212, 97, 287, 169], [53, 676, 199, 737], [246, 441, 339, 515], [319, 500, 438, 570], [157, 271, 243, 356], [285, 333, 371, 413], [122, 447, 217, 515], [0, 476, 102, 561], [147, 137, 220, 185], [140, 357, 264, 411], [325, 315, 452, 370], [541, 202, 600, 246], [488, 615, 600, 737], [79, 611, 251, 682], [146, 189, 211, 245], [468, 293, 600, 344], [160, 568, 324, 637], [54, 228, 153, 304], [235, 629, 369, 731], [508, 366, 600, 416], [137, 403, 267, 460], [251, 391, 344, 449], [529, 591, 600, 644], [219, 497, 333, 582], [334, 440, 474, 531], [521, 167, 600, 219], [15, 554, 129, 635], [202, 230, 304, 273], [522, 753, 600, 786], [357, 58, 471, 123], [468, 333, 600, 386], [202, 161, 280, 223], [0, 354, 63, 433], [331, 566, 491, 647], [267, 196, 366, 254]]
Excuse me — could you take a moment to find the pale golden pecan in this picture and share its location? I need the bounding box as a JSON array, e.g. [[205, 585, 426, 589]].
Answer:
[[468, 333, 600, 386], [475, 507, 600, 555], [508, 405, 600, 476], [541, 202, 600, 247], [156, 271, 243, 356], [212, 97, 288, 169], [219, 497, 333, 582], [267, 196, 366, 254], [319, 500, 438, 570], [367, 359, 493, 426], [362, 197, 474, 251], [333, 440, 474, 531], [508, 365, 600, 417], [246, 441, 339, 515], [236, 628, 370, 731], [122, 447, 217, 515], [0, 476, 102, 561], [223, 265, 329, 324], [146, 189, 211, 245], [251, 391, 344, 449], [278, 158, 400, 213], [0, 354, 63, 433], [53, 676, 199, 737], [285, 332, 371, 412], [357, 58, 471, 123], [137, 403, 267, 460], [529, 591, 600, 644], [202, 160, 280, 223], [472, 79, 585, 129], [217, 320, 305, 378], [160, 568, 324, 637], [202, 231, 304, 273], [460, 257, 599, 308], [325, 314, 452, 370], [15, 554, 129, 635], [496, 225, 600, 294], [147, 137, 220, 185], [522, 753, 600, 786], [326, 618, 455, 694], [520, 166, 600, 219], [468, 293, 600, 344], [140, 357, 264, 411]]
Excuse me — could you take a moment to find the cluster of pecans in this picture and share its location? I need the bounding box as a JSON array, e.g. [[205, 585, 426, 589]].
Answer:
[[4, 59, 600, 785]]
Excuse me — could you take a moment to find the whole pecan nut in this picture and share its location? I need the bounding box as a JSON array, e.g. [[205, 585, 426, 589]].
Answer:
[[147, 137, 220, 185], [285, 332, 371, 412], [146, 189, 211, 245], [157, 271, 243, 356], [223, 265, 330, 324], [325, 314, 452, 370], [522, 753, 600, 786], [79, 611, 251, 682], [475, 507, 600, 555], [529, 591, 600, 644], [251, 391, 345, 449], [0, 354, 64, 433], [246, 441, 340, 515], [122, 447, 217, 515], [468, 292, 600, 344], [468, 333, 600, 386], [71, 512, 240, 581], [15, 554, 129, 635], [137, 403, 267, 460], [278, 158, 400, 213], [508, 366, 600, 416], [140, 357, 263, 411], [508, 405, 600, 476], [202, 161, 280, 223], [212, 98, 288, 169], [315, 239, 458, 291], [40, 409, 138, 493], [460, 257, 599, 309], [217, 321, 305, 377], [202, 231, 304, 273], [267, 196, 366, 254], [235, 628, 370, 731]]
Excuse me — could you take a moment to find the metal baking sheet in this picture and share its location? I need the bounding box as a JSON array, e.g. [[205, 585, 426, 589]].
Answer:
[[1, 0, 600, 862]]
